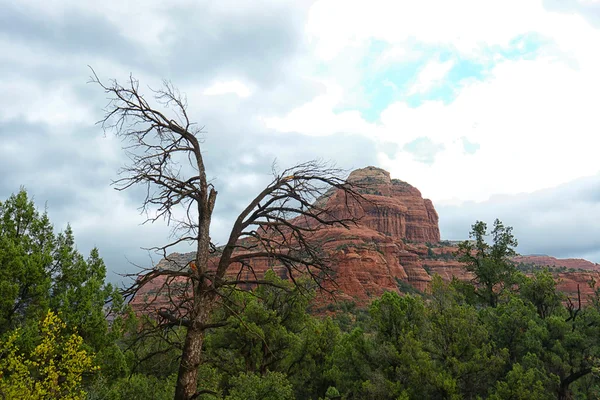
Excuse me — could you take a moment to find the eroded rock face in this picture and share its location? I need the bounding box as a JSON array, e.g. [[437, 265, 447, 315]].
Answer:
[[280, 166, 441, 301], [339, 166, 440, 243], [130, 166, 600, 309]]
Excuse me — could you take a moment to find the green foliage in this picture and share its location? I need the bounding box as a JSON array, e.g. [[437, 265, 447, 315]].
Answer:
[[426, 276, 508, 397], [489, 355, 558, 400], [369, 291, 425, 342], [5, 197, 600, 400], [225, 371, 294, 400], [121, 316, 183, 378], [324, 386, 341, 398], [515, 262, 572, 274], [0, 310, 98, 399], [203, 271, 339, 399], [0, 190, 127, 396], [394, 278, 422, 295], [481, 295, 545, 363], [0, 190, 120, 346], [87, 373, 176, 400], [456, 219, 518, 307], [519, 270, 563, 319], [176, 220, 600, 400], [0, 190, 54, 332], [205, 271, 308, 377]]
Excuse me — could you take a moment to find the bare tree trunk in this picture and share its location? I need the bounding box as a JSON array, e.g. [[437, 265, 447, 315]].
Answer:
[[175, 326, 204, 400], [175, 297, 212, 400], [90, 71, 365, 400], [175, 196, 215, 400]]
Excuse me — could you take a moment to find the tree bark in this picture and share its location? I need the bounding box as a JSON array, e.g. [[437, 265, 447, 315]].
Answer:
[[175, 193, 215, 400], [175, 327, 204, 400], [174, 299, 212, 400]]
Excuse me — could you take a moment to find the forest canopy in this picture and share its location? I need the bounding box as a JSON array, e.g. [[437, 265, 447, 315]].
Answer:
[[1, 190, 600, 399]]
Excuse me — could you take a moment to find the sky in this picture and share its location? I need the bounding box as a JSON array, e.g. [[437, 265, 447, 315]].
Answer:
[[1, 0, 600, 284]]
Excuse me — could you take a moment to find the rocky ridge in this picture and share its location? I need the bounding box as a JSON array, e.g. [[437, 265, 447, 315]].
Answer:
[[131, 166, 600, 310]]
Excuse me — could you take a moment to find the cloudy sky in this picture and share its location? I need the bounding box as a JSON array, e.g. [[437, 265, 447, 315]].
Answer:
[[2, 0, 600, 283]]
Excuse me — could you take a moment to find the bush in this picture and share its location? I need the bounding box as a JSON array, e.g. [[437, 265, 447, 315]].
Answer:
[[226, 372, 294, 400], [0, 310, 97, 400]]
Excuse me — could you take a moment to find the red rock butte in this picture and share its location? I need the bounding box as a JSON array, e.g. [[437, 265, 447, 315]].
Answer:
[[338, 166, 440, 243], [130, 166, 600, 311]]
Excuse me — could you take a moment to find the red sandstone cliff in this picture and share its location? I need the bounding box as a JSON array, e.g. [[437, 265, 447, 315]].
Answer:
[[511, 255, 600, 303], [340, 166, 440, 243], [130, 166, 600, 310]]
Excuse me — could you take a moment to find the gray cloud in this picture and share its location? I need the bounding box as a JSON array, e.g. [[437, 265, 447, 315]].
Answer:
[[0, 0, 376, 285], [0, 5, 145, 63], [163, 3, 310, 88], [438, 173, 600, 262], [2, 0, 598, 287]]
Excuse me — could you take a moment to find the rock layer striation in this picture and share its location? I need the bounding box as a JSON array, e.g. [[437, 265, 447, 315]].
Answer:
[[131, 166, 600, 309]]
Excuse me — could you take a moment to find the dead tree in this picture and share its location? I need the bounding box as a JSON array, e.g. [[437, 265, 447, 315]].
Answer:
[[90, 70, 365, 400]]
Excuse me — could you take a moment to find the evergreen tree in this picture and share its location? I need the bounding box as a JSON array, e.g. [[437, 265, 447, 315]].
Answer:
[[456, 219, 518, 307]]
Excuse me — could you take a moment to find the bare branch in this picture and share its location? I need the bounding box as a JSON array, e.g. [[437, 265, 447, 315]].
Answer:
[[91, 69, 366, 400]]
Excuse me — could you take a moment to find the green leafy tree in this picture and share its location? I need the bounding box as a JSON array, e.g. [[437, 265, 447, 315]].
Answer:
[[87, 373, 176, 400], [203, 272, 340, 398], [204, 272, 309, 378], [327, 327, 382, 399], [481, 295, 546, 364], [326, 293, 429, 399], [426, 276, 508, 398], [286, 316, 340, 399], [489, 353, 558, 400], [116, 309, 183, 380], [0, 191, 118, 343], [518, 270, 563, 319], [225, 371, 294, 400], [456, 219, 518, 307], [324, 386, 341, 399], [50, 228, 116, 350], [0, 190, 128, 391], [543, 308, 600, 399], [0, 190, 54, 332], [366, 292, 439, 399], [0, 310, 98, 399]]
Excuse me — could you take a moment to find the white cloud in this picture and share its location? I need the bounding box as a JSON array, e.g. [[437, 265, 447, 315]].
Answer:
[[407, 58, 455, 95], [267, 0, 600, 206], [377, 53, 600, 203], [203, 80, 253, 98], [373, 45, 424, 70], [5, 0, 600, 268], [0, 80, 94, 127], [306, 0, 544, 60], [261, 81, 374, 136]]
